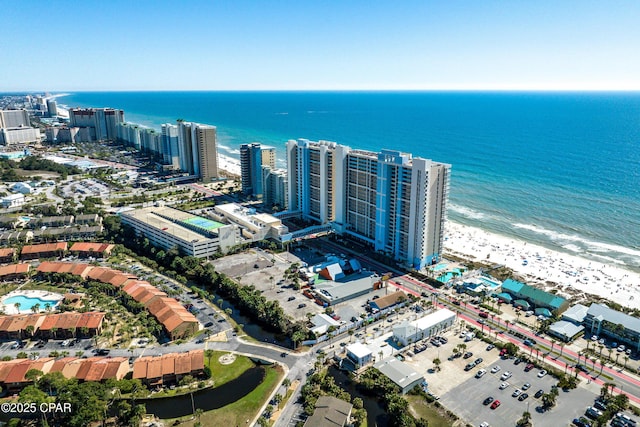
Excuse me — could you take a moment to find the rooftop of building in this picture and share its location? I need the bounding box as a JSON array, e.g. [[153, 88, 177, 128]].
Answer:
[[586, 304, 640, 333], [502, 279, 567, 309], [374, 356, 423, 389], [120, 207, 220, 243]]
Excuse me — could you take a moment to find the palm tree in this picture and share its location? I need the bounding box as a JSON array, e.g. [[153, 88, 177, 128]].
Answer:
[[204, 350, 214, 370], [14, 302, 21, 313], [559, 342, 565, 357], [608, 348, 614, 362], [44, 303, 51, 313], [624, 355, 629, 370], [433, 358, 442, 372], [505, 319, 511, 332], [599, 359, 605, 375]]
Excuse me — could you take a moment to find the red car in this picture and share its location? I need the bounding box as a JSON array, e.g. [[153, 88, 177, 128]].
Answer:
[[479, 311, 489, 318], [524, 363, 535, 372], [490, 400, 501, 409]]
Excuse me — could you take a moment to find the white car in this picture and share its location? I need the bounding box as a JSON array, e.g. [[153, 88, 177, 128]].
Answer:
[[491, 365, 501, 373], [512, 389, 522, 398], [480, 423, 490, 427], [499, 382, 509, 390], [500, 371, 512, 380], [537, 370, 547, 378]]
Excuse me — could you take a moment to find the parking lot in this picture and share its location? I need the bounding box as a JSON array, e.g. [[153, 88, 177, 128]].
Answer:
[[439, 354, 598, 427]]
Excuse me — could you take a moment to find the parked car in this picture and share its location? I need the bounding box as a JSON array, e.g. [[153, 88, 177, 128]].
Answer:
[[586, 406, 603, 419], [573, 418, 592, 427], [522, 383, 531, 391], [486, 344, 495, 351], [537, 370, 547, 378], [298, 303, 307, 309], [483, 396, 494, 405], [518, 393, 529, 401], [534, 389, 544, 398], [204, 322, 214, 327], [490, 400, 501, 409], [463, 351, 473, 359], [474, 358, 483, 365], [499, 382, 509, 390], [512, 389, 522, 398], [524, 363, 535, 372], [500, 371, 512, 380], [491, 365, 501, 373]]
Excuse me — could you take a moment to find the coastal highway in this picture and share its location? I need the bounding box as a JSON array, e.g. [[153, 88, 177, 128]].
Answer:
[[389, 273, 640, 405]]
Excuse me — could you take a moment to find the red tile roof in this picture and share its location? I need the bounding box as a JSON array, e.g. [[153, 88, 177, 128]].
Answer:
[[21, 242, 67, 255], [0, 263, 30, 277], [69, 242, 115, 254], [0, 248, 16, 257]]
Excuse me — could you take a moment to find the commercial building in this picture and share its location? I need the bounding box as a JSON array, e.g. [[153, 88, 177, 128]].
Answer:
[[583, 304, 640, 352], [304, 395, 353, 427], [1, 193, 25, 208], [393, 308, 457, 346], [69, 108, 124, 141], [0, 109, 30, 128], [120, 206, 237, 258], [312, 272, 378, 306], [286, 139, 450, 269], [374, 356, 425, 394], [210, 203, 289, 241], [346, 342, 373, 368], [240, 142, 275, 197], [0, 127, 41, 145], [562, 304, 589, 325], [368, 290, 408, 312], [548, 320, 584, 342], [501, 279, 569, 314]]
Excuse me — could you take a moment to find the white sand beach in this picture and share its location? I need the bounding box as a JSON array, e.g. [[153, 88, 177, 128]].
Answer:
[[443, 221, 640, 310], [218, 153, 241, 176]]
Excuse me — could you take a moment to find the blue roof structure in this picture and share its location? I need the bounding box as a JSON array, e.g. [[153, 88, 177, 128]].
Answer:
[[502, 279, 567, 311]]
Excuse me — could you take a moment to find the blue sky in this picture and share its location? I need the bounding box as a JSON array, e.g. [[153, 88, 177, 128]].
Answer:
[[2, 0, 640, 91]]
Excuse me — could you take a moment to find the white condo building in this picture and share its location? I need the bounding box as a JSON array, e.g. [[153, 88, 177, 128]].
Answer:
[[0, 109, 30, 128], [286, 139, 450, 269]]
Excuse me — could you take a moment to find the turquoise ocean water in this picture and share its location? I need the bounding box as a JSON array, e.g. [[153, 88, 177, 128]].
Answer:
[[59, 91, 640, 271]]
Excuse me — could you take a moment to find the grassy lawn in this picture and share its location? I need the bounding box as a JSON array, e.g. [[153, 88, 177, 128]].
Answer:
[[167, 364, 284, 426], [406, 395, 457, 427], [205, 351, 254, 387]]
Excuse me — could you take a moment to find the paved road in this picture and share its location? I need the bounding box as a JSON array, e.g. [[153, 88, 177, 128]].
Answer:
[[390, 272, 640, 405]]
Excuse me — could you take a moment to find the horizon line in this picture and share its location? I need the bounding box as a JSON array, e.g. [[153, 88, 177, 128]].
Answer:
[[4, 87, 640, 94]]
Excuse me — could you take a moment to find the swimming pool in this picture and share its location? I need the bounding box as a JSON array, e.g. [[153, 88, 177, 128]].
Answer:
[[437, 268, 466, 283], [432, 263, 449, 272], [2, 295, 60, 312]]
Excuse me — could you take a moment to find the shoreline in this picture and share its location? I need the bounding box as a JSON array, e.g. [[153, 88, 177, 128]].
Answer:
[[443, 221, 640, 310]]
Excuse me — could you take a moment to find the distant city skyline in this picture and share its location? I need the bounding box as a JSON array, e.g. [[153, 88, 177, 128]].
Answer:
[[2, 1, 640, 91]]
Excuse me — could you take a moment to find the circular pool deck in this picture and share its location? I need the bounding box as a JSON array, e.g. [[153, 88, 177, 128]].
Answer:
[[1, 290, 64, 315]]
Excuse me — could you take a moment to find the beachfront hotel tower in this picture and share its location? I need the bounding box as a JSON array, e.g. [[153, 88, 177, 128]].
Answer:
[[286, 139, 349, 224], [240, 142, 276, 198], [286, 139, 450, 269], [177, 121, 219, 182]]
